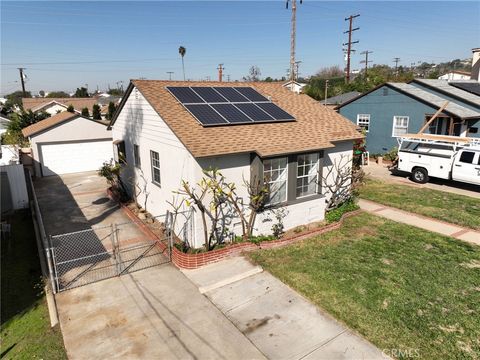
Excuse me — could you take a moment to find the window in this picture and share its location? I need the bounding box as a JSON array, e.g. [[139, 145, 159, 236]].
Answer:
[[382, 87, 389, 96], [263, 157, 288, 205], [296, 153, 319, 198], [150, 151, 161, 185], [356, 114, 370, 132], [113, 140, 126, 164], [133, 144, 141, 168], [459, 151, 475, 164], [392, 116, 409, 137], [468, 127, 478, 134]]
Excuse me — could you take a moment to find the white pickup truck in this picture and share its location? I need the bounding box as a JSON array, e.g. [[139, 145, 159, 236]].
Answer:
[[396, 134, 480, 185]]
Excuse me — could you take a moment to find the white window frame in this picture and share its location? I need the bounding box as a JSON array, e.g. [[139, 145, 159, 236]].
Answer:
[[133, 144, 141, 168], [263, 157, 288, 205], [296, 153, 319, 199], [356, 114, 370, 133], [150, 150, 161, 186], [392, 116, 409, 137]]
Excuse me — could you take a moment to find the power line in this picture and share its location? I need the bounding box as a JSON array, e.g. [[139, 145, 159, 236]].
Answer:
[[343, 14, 360, 83]]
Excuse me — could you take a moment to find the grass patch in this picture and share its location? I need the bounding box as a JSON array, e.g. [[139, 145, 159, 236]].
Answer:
[[248, 212, 480, 359], [359, 179, 480, 230], [1, 210, 66, 359]]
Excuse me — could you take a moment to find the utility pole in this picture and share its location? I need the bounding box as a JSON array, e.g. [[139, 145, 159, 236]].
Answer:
[[217, 64, 224, 82], [226, 74, 231, 82], [360, 50, 373, 77], [286, 0, 303, 82], [343, 14, 360, 83], [294, 60, 302, 81], [167, 71, 174, 80], [324, 79, 329, 106], [18, 68, 26, 97], [393, 57, 400, 76]]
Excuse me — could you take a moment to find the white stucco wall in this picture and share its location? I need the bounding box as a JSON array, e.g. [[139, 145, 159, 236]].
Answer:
[[112, 86, 354, 248], [41, 103, 68, 115], [29, 116, 112, 176]]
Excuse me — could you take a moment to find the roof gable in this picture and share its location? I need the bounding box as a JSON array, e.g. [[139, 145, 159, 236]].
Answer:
[[111, 80, 362, 158]]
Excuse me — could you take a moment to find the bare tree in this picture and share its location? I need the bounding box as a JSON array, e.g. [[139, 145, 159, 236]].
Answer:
[[314, 65, 344, 79], [243, 66, 262, 82], [322, 154, 363, 211]]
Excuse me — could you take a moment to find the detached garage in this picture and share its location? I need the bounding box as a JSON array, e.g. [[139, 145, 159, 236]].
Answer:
[[22, 112, 113, 177]]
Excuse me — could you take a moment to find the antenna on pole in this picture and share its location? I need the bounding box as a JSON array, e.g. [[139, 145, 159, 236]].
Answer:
[[286, 0, 303, 82], [167, 71, 174, 80], [343, 14, 360, 83]]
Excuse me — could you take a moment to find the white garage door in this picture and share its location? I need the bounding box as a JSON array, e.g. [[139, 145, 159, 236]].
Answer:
[[40, 141, 113, 176]]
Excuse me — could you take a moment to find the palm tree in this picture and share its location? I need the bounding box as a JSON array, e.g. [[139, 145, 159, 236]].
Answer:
[[178, 46, 186, 81]]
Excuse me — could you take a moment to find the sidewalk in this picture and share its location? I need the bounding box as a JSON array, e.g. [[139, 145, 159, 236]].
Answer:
[[358, 199, 480, 246], [182, 257, 388, 360]]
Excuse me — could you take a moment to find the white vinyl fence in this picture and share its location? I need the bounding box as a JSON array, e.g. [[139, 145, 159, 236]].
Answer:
[[0, 164, 29, 210]]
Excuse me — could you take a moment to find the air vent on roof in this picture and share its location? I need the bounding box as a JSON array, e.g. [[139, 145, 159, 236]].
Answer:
[[166, 86, 295, 127]]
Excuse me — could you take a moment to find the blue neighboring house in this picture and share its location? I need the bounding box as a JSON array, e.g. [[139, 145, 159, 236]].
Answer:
[[336, 79, 480, 154]]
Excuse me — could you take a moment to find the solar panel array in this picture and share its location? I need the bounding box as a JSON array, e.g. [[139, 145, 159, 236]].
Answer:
[[166, 86, 295, 126]]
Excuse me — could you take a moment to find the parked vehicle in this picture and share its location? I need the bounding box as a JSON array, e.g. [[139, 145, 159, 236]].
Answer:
[[395, 134, 480, 185]]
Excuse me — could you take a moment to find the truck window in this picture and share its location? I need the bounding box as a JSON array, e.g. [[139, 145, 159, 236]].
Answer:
[[459, 151, 475, 164]]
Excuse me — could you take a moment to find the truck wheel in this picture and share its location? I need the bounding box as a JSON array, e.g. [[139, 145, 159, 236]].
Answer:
[[411, 168, 429, 184]]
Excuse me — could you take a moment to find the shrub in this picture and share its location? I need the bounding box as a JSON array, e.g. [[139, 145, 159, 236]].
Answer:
[[325, 199, 359, 223], [383, 147, 398, 162]]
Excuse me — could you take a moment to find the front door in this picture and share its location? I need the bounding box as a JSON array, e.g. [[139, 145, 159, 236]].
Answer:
[[452, 150, 480, 185]]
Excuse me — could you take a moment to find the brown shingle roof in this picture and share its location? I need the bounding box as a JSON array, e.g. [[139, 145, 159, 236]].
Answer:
[[118, 80, 362, 158], [22, 111, 78, 137], [22, 97, 97, 112]]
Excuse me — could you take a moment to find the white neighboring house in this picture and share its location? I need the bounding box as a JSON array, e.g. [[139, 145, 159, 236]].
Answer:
[[22, 112, 112, 177], [438, 71, 471, 81], [283, 80, 307, 94], [22, 97, 98, 116], [110, 80, 362, 249]]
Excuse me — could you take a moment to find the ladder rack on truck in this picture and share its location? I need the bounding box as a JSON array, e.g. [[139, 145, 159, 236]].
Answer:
[[397, 133, 480, 150]]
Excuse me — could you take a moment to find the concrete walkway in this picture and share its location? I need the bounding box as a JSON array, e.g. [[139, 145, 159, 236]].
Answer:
[[364, 163, 480, 199], [183, 257, 388, 360], [358, 199, 480, 246]]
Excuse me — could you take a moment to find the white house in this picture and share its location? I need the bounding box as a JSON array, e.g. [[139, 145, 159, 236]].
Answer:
[[110, 80, 362, 248], [283, 80, 307, 94], [22, 112, 112, 177], [22, 97, 98, 116], [438, 71, 471, 81]]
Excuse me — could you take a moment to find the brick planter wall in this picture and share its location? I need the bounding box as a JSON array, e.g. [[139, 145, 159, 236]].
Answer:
[[109, 188, 362, 270]]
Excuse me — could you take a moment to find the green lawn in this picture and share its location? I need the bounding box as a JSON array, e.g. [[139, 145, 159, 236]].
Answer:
[[1, 211, 66, 360], [248, 212, 480, 359], [359, 179, 480, 230]]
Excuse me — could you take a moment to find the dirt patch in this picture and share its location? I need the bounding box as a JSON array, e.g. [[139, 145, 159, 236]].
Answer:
[[244, 314, 281, 334], [460, 260, 480, 269]]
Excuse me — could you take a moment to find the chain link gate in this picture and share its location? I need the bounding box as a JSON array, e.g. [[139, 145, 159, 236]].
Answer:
[[50, 217, 173, 292]]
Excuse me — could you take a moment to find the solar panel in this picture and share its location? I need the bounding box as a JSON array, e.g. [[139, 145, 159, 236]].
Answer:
[[234, 103, 274, 121], [234, 87, 269, 102], [213, 87, 250, 102], [167, 86, 295, 126], [185, 104, 227, 125], [191, 87, 229, 103], [167, 87, 204, 103], [211, 104, 253, 124], [256, 102, 295, 120]]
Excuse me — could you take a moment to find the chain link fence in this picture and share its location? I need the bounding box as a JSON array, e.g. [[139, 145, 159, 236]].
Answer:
[[50, 219, 172, 292]]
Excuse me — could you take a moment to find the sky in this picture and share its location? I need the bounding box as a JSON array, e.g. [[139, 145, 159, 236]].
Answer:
[[1, 1, 479, 95]]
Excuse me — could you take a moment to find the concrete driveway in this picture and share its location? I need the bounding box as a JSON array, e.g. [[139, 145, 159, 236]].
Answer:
[[365, 163, 480, 198], [34, 171, 265, 359], [56, 265, 265, 360], [183, 257, 388, 360]]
